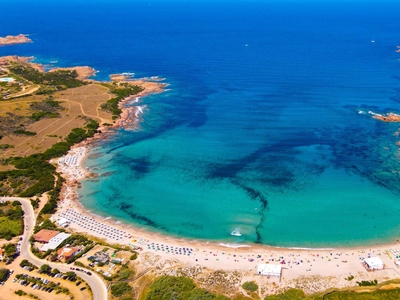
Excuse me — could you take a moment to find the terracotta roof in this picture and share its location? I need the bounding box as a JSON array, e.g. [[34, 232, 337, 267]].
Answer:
[[57, 247, 78, 258], [33, 229, 60, 243]]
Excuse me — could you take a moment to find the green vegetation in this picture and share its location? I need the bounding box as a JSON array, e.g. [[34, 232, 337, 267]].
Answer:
[[10, 65, 85, 91], [265, 288, 306, 300], [13, 129, 36, 136], [40, 264, 51, 273], [30, 111, 60, 121], [20, 259, 36, 269], [66, 271, 76, 278], [0, 203, 23, 239], [30, 198, 39, 209], [145, 275, 227, 300], [101, 84, 143, 119], [3, 243, 17, 256], [117, 267, 134, 281], [111, 282, 132, 297], [323, 289, 400, 300], [357, 280, 378, 286], [15, 290, 27, 296], [242, 281, 258, 292], [34, 218, 58, 233], [0, 217, 23, 240], [74, 261, 85, 267], [0, 268, 9, 281], [0, 144, 14, 149]]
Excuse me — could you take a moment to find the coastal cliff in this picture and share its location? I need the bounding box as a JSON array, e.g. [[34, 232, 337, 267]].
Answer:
[[0, 34, 32, 46]]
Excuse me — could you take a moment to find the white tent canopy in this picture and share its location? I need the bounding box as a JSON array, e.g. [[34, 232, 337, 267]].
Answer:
[[364, 257, 384, 270], [257, 264, 282, 276]]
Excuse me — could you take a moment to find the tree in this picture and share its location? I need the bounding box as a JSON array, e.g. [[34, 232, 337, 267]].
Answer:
[[66, 271, 76, 278], [52, 268, 60, 274], [4, 243, 16, 256], [40, 264, 51, 273], [0, 268, 9, 281]]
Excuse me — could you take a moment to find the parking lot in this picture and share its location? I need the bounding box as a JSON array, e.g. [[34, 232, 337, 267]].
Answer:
[[0, 256, 91, 300]]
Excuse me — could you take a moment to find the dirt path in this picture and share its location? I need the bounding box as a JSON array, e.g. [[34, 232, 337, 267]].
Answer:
[[6, 84, 40, 98]]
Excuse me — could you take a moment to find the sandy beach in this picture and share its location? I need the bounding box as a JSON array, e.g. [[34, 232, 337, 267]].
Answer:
[[50, 80, 400, 295]]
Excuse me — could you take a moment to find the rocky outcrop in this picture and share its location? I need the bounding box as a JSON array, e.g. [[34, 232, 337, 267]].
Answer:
[[372, 112, 400, 122], [0, 34, 32, 46]]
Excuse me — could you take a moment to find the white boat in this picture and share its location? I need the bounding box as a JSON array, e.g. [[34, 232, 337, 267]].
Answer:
[[231, 229, 242, 237]]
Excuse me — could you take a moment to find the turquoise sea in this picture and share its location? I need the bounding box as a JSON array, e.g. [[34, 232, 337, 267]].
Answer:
[[2, 0, 400, 247]]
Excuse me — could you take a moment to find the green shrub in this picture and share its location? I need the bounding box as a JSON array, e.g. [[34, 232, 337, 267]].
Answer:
[[13, 129, 36, 136], [242, 281, 258, 292], [15, 290, 27, 296], [357, 280, 378, 286], [111, 282, 132, 297], [145, 276, 197, 300], [265, 288, 305, 300]]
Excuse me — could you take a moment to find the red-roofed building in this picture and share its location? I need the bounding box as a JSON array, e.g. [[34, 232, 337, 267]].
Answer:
[[33, 229, 60, 243], [57, 247, 79, 261]]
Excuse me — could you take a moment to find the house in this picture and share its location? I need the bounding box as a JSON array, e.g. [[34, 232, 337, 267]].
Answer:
[[88, 251, 110, 264], [33, 229, 60, 243], [364, 257, 384, 271], [57, 247, 79, 260]]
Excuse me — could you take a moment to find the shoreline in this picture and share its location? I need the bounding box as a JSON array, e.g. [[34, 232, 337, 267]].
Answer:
[[50, 76, 400, 294]]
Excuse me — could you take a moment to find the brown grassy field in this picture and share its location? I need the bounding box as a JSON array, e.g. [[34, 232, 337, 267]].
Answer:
[[0, 83, 113, 158]]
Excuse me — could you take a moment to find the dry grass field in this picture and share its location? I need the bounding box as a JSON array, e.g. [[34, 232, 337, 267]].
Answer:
[[0, 83, 113, 158]]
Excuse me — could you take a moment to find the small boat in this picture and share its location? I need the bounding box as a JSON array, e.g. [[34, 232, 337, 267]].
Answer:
[[231, 229, 242, 236]]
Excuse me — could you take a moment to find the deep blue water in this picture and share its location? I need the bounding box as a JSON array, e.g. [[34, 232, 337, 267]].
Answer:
[[2, 0, 400, 247]]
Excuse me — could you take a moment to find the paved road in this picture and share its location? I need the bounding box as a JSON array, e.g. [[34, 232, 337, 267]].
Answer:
[[2, 197, 108, 300]]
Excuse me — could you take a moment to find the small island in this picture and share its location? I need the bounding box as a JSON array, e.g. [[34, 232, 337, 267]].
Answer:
[[0, 34, 32, 46], [372, 112, 400, 122]]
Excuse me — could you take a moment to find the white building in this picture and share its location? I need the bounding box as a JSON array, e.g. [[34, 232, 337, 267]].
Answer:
[[257, 264, 282, 277], [364, 257, 384, 271], [56, 218, 70, 228], [40, 232, 71, 252]]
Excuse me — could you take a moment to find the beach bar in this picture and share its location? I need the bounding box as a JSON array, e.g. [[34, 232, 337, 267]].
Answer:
[[257, 264, 282, 277], [364, 257, 384, 271]]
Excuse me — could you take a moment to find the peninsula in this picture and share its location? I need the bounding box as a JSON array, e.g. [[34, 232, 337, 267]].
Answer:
[[0, 34, 32, 46]]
